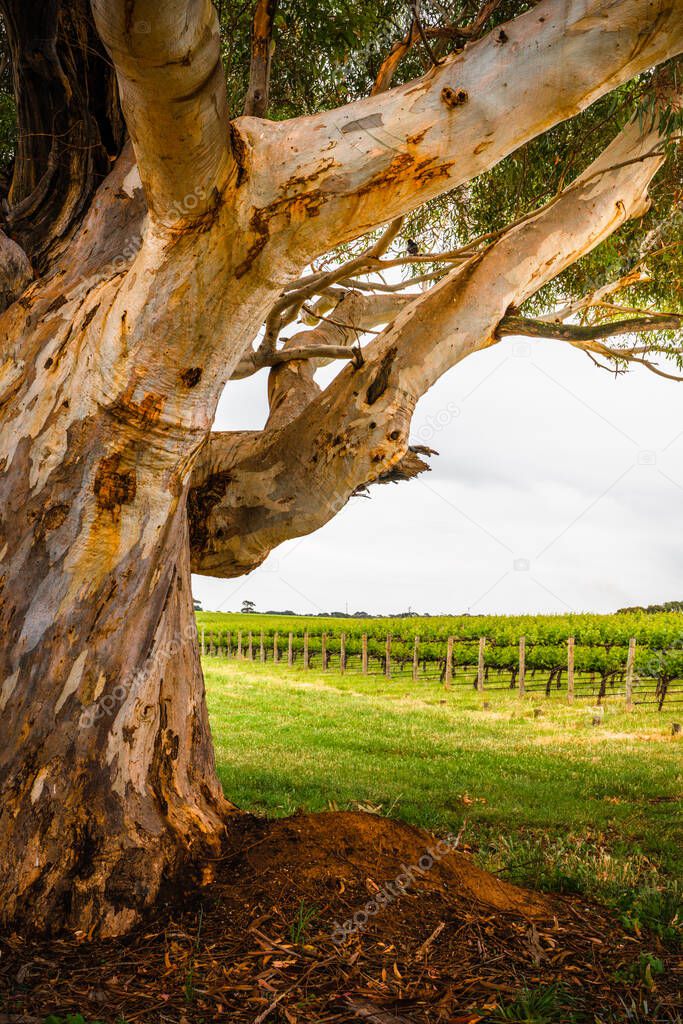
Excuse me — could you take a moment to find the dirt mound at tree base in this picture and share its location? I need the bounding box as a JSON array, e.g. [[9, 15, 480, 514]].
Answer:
[[0, 811, 679, 1023], [242, 811, 551, 921]]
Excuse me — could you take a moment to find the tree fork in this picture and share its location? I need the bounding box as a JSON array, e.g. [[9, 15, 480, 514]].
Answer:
[[187, 115, 670, 579]]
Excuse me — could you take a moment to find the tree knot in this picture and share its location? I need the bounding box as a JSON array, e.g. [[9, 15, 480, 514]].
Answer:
[[441, 86, 468, 108], [94, 455, 137, 512], [366, 346, 398, 406]]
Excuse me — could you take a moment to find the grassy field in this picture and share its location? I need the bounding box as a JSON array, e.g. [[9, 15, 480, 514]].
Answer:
[[205, 658, 682, 945]]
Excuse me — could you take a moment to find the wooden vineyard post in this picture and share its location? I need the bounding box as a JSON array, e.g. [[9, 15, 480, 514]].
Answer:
[[321, 633, 328, 670], [209, 631, 214, 656], [445, 636, 454, 690], [567, 636, 575, 703], [303, 630, 309, 670], [477, 637, 485, 692], [237, 630, 243, 658], [362, 634, 368, 675], [247, 632, 253, 660], [288, 632, 293, 666], [259, 631, 265, 662], [226, 631, 231, 659], [201, 627, 205, 657], [273, 632, 279, 664], [625, 636, 636, 711], [385, 634, 392, 678], [340, 633, 346, 674], [412, 636, 419, 682], [519, 636, 526, 696]]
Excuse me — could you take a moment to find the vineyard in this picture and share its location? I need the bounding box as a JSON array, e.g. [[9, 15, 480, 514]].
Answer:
[[196, 611, 683, 708]]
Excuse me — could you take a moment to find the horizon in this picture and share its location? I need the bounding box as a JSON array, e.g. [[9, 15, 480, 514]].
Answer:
[[194, 605, 683, 619]]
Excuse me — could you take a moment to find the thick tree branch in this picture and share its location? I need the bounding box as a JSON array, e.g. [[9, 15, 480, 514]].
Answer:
[[234, 0, 683, 268], [189, 113, 670, 576], [90, 0, 233, 223], [243, 0, 278, 118]]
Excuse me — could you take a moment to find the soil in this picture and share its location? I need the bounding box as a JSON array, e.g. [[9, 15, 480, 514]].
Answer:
[[0, 811, 680, 1022]]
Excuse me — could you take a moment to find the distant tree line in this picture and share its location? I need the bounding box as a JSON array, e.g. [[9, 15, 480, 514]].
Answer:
[[617, 601, 683, 614]]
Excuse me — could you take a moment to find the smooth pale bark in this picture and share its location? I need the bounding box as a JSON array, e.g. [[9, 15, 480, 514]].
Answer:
[[91, 0, 233, 224], [0, 168, 262, 940], [0, 215, 236, 933], [237, 0, 682, 263], [188, 116, 667, 578]]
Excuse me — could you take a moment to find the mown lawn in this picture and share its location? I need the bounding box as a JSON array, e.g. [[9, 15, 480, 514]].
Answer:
[[206, 662, 678, 852], [206, 660, 682, 945]]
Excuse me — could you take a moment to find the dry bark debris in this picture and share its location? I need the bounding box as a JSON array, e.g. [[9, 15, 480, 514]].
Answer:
[[0, 811, 680, 1022]]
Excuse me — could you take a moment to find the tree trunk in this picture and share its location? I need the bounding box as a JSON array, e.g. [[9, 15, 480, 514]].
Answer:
[[0, 447, 229, 936], [0, 285, 230, 939]]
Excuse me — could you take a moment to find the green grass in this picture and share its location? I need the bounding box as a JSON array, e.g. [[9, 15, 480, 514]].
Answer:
[[205, 659, 682, 944]]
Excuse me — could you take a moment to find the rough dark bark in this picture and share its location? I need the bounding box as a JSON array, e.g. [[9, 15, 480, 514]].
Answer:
[[0, 0, 123, 269]]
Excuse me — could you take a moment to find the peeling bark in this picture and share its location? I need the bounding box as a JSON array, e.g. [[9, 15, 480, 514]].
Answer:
[[0, 287, 231, 932], [236, 0, 682, 264]]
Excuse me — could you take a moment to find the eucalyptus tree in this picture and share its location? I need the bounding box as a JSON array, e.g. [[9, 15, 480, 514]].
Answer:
[[0, 0, 681, 937]]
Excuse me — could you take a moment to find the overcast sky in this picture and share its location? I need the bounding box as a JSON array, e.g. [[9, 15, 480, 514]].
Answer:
[[193, 332, 682, 617]]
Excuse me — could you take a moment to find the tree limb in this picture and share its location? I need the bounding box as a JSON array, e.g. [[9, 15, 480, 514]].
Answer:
[[499, 313, 683, 343], [499, 315, 683, 381], [243, 0, 278, 118], [231, 342, 362, 379], [235, 0, 683, 266], [90, 0, 233, 224], [371, 21, 421, 96]]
